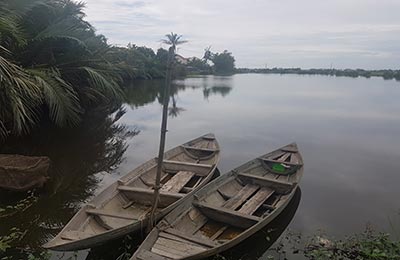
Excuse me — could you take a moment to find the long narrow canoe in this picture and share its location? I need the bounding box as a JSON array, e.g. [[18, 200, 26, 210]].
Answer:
[[43, 133, 220, 251], [131, 143, 303, 260]]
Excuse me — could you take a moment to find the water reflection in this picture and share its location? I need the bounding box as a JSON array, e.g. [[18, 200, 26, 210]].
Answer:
[[173, 76, 234, 100], [168, 95, 186, 118], [124, 77, 233, 119], [203, 86, 232, 99], [0, 108, 138, 257]]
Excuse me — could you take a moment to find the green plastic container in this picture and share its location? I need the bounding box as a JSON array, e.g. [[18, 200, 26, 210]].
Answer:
[[272, 163, 286, 173]]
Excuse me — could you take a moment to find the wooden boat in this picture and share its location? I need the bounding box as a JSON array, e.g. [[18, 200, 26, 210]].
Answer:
[[0, 154, 50, 191], [43, 133, 220, 251], [130, 143, 303, 260]]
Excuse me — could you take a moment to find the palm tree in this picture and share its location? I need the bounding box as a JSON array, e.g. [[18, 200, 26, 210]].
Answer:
[[0, 0, 131, 139], [161, 32, 188, 54]]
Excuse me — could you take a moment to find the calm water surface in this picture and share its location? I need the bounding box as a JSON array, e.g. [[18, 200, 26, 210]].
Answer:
[[1, 74, 400, 259]]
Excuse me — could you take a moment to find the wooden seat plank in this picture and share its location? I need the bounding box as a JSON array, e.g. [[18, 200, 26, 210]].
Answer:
[[194, 202, 261, 229], [118, 185, 184, 207], [223, 184, 259, 210], [238, 173, 294, 194], [161, 171, 195, 193], [163, 160, 212, 176], [182, 145, 218, 153], [86, 208, 136, 220], [238, 188, 275, 215]]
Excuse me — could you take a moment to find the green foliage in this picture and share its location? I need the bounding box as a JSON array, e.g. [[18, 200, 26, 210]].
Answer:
[[0, 228, 26, 254], [0, 191, 38, 218], [107, 45, 165, 80], [211, 50, 235, 75], [0, 0, 133, 139], [186, 57, 212, 75], [303, 229, 400, 259], [267, 227, 400, 260]]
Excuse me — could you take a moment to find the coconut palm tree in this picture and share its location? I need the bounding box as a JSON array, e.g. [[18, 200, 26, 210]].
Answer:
[[161, 32, 188, 54], [0, 0, 131, 139]]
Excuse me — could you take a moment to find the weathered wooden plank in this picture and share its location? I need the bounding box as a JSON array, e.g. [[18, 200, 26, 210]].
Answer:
[[281, 146, 298, 153], [137, 250, 168, 260], [163, 160, 212, 176], [153, 239, 187, 257], [86, 208, 136, 220], [182, 145, 218, 153], [159, 232, 203, 247], [118, 185, 184, 207], [210, 226, 228, 240], [151, 247, 182, 259], [161, 171, 195, 193], [194, 202, 261, 229], [271, 151, 286, 160], [223, 184, 259, 210], [238, 173, 294, 194], [238, 188, 275, 215], [218, 179, 243, 199], [276, 153, 291, 162], [155, 237, 206, 254], [163, 228, 216, 248], [290, 154, 299, 164]]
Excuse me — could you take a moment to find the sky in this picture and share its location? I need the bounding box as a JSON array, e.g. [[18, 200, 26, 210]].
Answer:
[[83, 0, 400, 69]]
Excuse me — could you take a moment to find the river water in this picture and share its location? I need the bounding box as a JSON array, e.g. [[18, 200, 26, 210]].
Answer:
[[1, 74, 400, 259]]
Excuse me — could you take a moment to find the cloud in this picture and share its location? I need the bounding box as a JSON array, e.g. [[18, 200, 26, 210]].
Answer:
[[83, 0, 400, 69]]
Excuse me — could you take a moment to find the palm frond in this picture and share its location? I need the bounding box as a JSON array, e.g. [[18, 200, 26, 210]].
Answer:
[[0, 55, 41, 134], [30, 68, 81, 126], [79, 66, 123, 100]]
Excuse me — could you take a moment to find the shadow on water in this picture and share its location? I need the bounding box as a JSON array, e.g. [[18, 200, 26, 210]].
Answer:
[[86, 187, 301, 260], [0, 108, 138, 258]]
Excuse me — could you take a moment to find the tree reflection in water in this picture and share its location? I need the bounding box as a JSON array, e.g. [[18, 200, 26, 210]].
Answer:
[[0, 107, 139, 254], [124, 76, 234, 119]]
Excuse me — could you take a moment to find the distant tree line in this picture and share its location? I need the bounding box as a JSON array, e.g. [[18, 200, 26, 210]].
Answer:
[[236, 67, 400, 81]]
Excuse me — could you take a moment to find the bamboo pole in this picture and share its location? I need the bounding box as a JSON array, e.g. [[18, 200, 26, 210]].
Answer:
[[148, 46, 175, 230]]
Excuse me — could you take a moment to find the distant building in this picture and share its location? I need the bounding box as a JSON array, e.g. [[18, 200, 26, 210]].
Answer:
[[175, 54, 195, 65]]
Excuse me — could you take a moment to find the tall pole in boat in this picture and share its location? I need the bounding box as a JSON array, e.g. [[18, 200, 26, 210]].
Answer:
[[148, 33, 186, 230]]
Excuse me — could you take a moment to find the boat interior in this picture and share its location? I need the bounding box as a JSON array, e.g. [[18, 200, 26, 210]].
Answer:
[[47, 135, 220, 248], [136, 146, 302, 259]]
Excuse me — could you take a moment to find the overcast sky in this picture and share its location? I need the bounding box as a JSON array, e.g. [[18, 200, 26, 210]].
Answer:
[[83, 0, 400, 69]]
